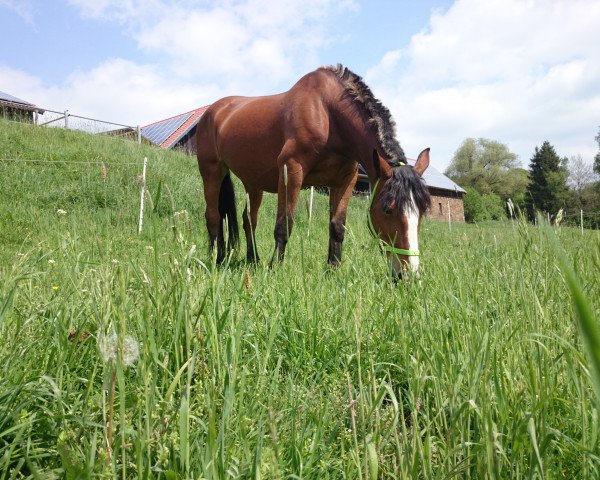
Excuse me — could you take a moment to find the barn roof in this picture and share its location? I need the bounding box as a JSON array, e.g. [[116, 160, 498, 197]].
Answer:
[[407, 159, 466, 194], [0, 90, 44, 113], [141, 106, 209, 148]]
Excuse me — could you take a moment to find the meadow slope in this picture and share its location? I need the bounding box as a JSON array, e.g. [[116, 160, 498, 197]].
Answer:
[[1, 119, 599, 478]]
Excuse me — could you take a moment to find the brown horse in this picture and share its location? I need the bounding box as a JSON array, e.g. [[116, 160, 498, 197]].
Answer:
[[196, 64, 431, 277]]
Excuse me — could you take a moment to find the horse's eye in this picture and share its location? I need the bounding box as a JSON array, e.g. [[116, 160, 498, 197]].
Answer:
[[383, 207, 392, 216]]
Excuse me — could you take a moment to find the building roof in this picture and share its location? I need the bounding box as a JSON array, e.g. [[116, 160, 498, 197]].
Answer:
[[0, 90, 44, 113], [141, 106, 209, 148], [408, 159, 466, 194], [358, 159, 466, 194]]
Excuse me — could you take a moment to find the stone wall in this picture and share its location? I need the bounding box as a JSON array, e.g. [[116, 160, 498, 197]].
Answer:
[[427, 188, 465, 223]]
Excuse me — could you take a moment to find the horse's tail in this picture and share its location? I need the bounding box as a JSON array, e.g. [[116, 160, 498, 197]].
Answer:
[[218, 172, 239, 250]]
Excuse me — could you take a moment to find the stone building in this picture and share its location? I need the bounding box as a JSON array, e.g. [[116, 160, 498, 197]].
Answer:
[[418, 162, 466, 222]]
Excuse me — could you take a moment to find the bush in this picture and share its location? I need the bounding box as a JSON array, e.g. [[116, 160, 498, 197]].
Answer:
[[464, 187, 506, 222]]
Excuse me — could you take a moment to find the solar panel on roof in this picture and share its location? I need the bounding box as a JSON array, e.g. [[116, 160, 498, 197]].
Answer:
[[141, 112, 193, 146], [0, 90, 34, 106]]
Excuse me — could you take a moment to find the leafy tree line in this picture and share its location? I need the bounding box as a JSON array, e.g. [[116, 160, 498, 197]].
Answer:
[[444, 131, 600, 227]]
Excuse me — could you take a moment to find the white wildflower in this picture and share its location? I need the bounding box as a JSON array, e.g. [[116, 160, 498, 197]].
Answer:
[[48, 259, 56, 266], [98, 333, 140, 367], [57, 209, 67, 216], [555, 208, 564, 227], [506, 198, 515, 219]]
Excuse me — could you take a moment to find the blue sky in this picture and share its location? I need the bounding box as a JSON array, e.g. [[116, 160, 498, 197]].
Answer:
[[1, 0, 599, 171]]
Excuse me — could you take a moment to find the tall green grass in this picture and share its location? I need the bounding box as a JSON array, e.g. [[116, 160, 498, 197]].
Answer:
[[1, 119, 599, 478]]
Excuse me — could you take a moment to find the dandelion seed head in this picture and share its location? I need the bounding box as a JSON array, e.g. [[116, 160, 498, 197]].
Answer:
[[98, 333, 140, 367]]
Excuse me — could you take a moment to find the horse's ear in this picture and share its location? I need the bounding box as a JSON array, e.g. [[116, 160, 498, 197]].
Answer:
[[372, 150, 381, 179], [414, 148, 430, 177]]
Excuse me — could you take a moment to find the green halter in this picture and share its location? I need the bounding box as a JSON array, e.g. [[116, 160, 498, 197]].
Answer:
[[367, 177, 420, 257]]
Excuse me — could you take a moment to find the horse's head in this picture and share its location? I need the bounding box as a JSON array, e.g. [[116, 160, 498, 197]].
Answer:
[[368, 148, 431, 280]]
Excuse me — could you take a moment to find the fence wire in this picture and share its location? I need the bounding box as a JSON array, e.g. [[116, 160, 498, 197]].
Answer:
[[0, 157, 144, 166]]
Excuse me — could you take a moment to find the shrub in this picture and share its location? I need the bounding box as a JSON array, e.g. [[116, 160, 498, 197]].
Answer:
[[464, 187, 506, 222]]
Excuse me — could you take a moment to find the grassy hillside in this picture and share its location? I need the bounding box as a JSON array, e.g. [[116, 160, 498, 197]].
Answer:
[[1, 118, 599, 478]]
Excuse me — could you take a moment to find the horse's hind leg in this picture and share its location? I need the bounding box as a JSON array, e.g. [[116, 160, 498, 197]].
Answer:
[[199, 162, 227, 263], [242, 188, 263, 263], [270, 158, 303, 266], [328, 167, 358, 267]]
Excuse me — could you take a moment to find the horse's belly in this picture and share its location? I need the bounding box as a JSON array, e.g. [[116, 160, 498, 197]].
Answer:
[[228, 159, 280, 193], [219, 135, 281, 192], [303, 157, 355, 188]]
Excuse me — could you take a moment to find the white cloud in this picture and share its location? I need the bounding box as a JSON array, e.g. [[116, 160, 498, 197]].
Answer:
[[367, 0, 600, 169], [0, 0, 359, 126], [0, 0, 36, 24], [67, 0, 358, 90], [3, 0, 357, 126]]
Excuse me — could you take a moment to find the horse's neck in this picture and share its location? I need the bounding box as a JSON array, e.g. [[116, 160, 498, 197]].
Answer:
[[325, 91, 384, 184], [356, 149, 388, 188]]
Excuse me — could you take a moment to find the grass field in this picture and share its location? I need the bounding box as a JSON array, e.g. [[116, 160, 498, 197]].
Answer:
[[1, 118, 599, 479]]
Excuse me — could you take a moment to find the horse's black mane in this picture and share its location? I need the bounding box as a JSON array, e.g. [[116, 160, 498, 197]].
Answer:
[[323, 64, 430, 215], [322, 63, 406, 165], [379, 165, 431, 215]]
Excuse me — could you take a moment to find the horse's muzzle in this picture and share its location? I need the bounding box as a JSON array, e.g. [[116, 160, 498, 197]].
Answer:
[[390, 254, 420, 282]]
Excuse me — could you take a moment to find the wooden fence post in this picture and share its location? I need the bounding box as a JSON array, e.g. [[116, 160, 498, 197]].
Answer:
[[138, 157, 148, 234]]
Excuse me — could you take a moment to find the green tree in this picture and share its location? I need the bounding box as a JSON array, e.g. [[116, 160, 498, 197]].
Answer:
[[445, 138, 529, 210], [525, 141, 569, 220]]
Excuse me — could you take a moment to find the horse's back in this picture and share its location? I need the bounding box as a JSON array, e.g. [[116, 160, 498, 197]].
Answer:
[[197, 68, 344, 191]]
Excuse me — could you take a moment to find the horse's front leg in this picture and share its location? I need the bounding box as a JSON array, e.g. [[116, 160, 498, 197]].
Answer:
[[328, 167, 358, 267], [242, 188, 263, 263], [270, 160, 303, 266]]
